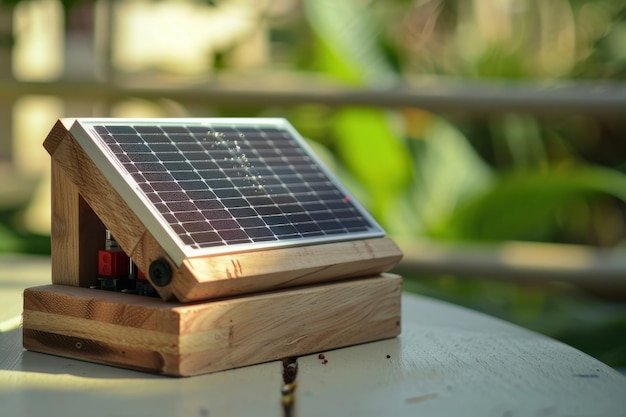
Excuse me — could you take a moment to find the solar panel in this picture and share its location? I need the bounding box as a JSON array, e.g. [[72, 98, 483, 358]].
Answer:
[[69, 118, 385, 266]]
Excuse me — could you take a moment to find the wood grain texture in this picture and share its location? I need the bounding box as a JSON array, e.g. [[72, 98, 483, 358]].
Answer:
[[132, 219, 401, 302], [49, 159, 79, 286], [42, 118, 74, 156], [50, 160, 106, 287], [23, 274, 402, 376], [175, 237, 402, 302], [42, 120, 403, 302]]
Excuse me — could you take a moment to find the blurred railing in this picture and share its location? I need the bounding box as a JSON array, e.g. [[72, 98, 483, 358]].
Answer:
[[2, 75, 626, 116]]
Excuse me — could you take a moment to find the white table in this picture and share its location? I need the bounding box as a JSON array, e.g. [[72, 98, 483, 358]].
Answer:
[[1, 256, 625, 417]]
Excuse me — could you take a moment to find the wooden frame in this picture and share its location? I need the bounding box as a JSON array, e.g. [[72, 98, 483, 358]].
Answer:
[[23, 118, 404, 376], [44, 119, 403, 302]]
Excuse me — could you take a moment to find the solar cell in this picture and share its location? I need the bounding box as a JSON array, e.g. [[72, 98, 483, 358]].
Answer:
[[70, 118, 384, 266]]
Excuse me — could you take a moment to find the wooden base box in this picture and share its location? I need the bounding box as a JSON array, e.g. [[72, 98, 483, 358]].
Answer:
[[23, 274, 401, 377]]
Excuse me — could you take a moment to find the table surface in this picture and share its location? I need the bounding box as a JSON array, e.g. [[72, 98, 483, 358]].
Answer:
[[1, 255, 626, 417]]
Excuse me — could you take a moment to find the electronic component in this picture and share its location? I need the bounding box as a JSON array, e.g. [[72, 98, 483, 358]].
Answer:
[[97, 229, 156, 296]]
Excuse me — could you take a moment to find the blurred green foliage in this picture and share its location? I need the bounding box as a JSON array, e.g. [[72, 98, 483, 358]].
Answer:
[[292, 0, 626, 366], [0, 208, 50, 255], [295, 0, 626, 247]]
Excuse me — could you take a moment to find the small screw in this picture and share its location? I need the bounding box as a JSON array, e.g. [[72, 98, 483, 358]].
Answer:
[[149, 258, 172, 287]]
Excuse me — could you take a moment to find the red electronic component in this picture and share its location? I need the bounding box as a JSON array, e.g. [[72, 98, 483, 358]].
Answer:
[[96, 230, 156, 296], [98, 230, 130, 278], [98, 249, 130, 277]]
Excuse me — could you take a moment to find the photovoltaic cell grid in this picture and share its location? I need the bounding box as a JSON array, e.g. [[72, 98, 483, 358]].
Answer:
[[89, 122, 383, 252]]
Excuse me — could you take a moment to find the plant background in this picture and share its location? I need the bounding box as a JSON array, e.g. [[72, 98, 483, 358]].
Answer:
[[2, 0, 626, 367]]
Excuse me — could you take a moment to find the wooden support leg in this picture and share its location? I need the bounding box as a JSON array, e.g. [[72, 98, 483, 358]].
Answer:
[[50, 159, 105, 287]]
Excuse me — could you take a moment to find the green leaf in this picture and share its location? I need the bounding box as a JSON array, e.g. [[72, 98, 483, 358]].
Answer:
[[304, 0, 398, 85], [0, 222, 23, 253], [490, 113, 547, 169], [408, 118, 494, 237], [332, 108, 413, 220], [443, 166, 626, 242]]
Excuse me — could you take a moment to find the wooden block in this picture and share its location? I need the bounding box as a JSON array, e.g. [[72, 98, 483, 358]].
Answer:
[[23, 274, 402, 377], [172, 237, 402, 302]]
